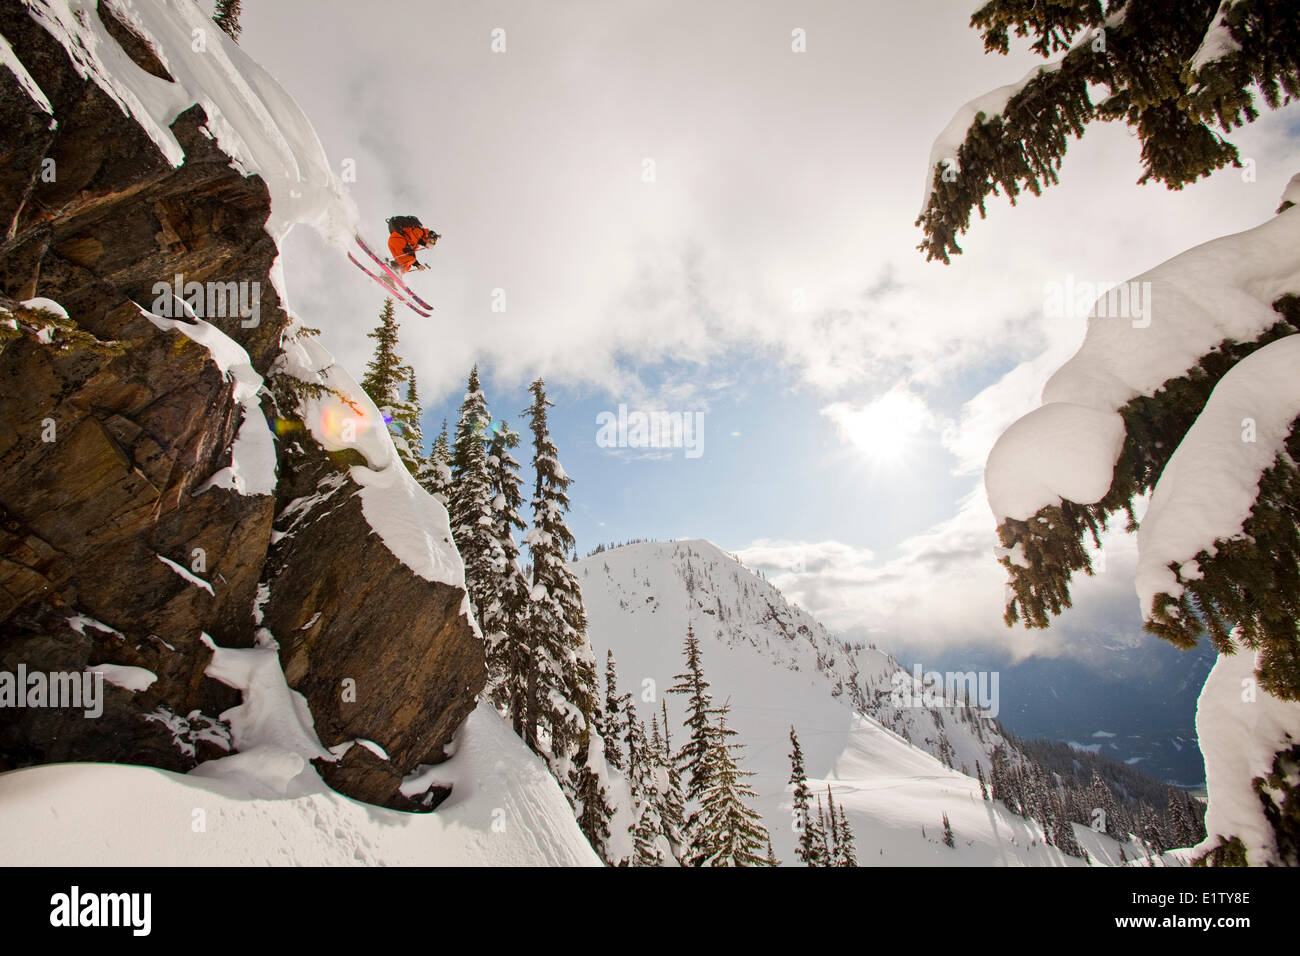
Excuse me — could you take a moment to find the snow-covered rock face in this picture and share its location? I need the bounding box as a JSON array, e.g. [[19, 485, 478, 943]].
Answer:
[[17, 0, 357, 244], [0, 0, 483, 813]]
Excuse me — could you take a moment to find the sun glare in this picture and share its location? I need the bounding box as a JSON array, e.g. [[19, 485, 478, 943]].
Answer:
[[823, 390, 933, 467]]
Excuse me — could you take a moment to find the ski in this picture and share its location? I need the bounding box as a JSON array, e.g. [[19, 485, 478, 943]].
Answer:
[[347, 252, 430, 317], [353, 234, 435, 312]]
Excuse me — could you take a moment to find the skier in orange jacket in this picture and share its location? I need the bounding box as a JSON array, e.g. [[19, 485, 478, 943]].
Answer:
[[386, 215, 440, 274]]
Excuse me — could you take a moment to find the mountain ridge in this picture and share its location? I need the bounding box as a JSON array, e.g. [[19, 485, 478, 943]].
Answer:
[[575, 538, 1157, 865]]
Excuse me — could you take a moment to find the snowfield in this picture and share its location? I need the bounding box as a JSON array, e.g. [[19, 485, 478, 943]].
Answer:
[[4, 599, 595, 865], [4, 618, 596, 867], [0, 703, 599, 866]]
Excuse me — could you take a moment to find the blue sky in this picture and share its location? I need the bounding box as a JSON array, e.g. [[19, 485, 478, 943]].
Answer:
[[243, 0, 1300, 666], [419, 351, 981, 560]]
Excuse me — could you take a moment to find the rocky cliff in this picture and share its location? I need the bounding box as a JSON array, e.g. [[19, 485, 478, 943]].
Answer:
[[0, 0, 484, 811]]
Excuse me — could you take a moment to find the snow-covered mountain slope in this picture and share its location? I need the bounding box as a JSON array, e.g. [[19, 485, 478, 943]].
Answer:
[[576, 540, 1144, 865], [579, 540, 1008, 773]]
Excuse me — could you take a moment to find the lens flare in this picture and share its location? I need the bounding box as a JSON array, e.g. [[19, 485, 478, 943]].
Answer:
[[319, 403, 369, 443]]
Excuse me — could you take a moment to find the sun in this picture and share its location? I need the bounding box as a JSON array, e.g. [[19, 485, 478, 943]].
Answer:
[[822, 390, 933, 467]]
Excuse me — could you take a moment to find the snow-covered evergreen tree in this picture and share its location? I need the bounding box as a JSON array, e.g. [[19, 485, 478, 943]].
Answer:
[[358, 299, 423, 473], [1023, 764, 1047, 826], [811, 794, 831, 866], [684, 704, 770, 867], [570, 741, 615, 864], [788, 726, 817, 865], [520, 378, 604, 849], [1089, 770, 1121, 840], [419, 419, 453, 506], [765, 837, 781, 867], [924, 1, 1300, 865], [917, 0, 1300, 263], [212, 0, 242, 41], [929, 0, 1300, 705], [658, 701, 672, 764], [990, 745, 1016, 814], [603, 649, 628, 774], [1140, 805, 1167, 858], [1165, 787, 1206, 848], [834, 803, 858, 866], [389, 366, 424, 477], [359, 299, 404, 411], [626, 704, 666, 866], [942, 812, 955, 849], [1051, 790, 1084, 858], [449, 366, 503, 634], [667, 623, 713, 802], [653, 703, 686, 855], [480, 419, 531, 733]]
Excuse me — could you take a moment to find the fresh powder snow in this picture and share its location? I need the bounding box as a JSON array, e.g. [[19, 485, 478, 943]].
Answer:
[[0, 630, 599, 865], [1193, 640, 1300, 865], [987, 202, 1300, 525], [1135, 335, 1300, 616], [0, 704, 600, 865]]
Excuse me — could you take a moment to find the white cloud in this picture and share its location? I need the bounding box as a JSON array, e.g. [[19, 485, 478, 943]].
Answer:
[[739, 539, 875, 577], [243, 0, 1300, 664], [740, 487, 1147, 663], [253, 0, 1299, 407]]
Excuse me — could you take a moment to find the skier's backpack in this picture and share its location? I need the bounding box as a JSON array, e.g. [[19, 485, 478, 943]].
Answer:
[[387, 214, 423, 235]]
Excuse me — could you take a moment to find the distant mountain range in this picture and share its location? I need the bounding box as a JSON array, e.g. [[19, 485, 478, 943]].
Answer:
[[886, 635, 1215, 789]]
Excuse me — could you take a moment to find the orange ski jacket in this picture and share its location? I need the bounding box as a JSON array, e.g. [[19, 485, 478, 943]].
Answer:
[[387, 225, 435, 273]]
